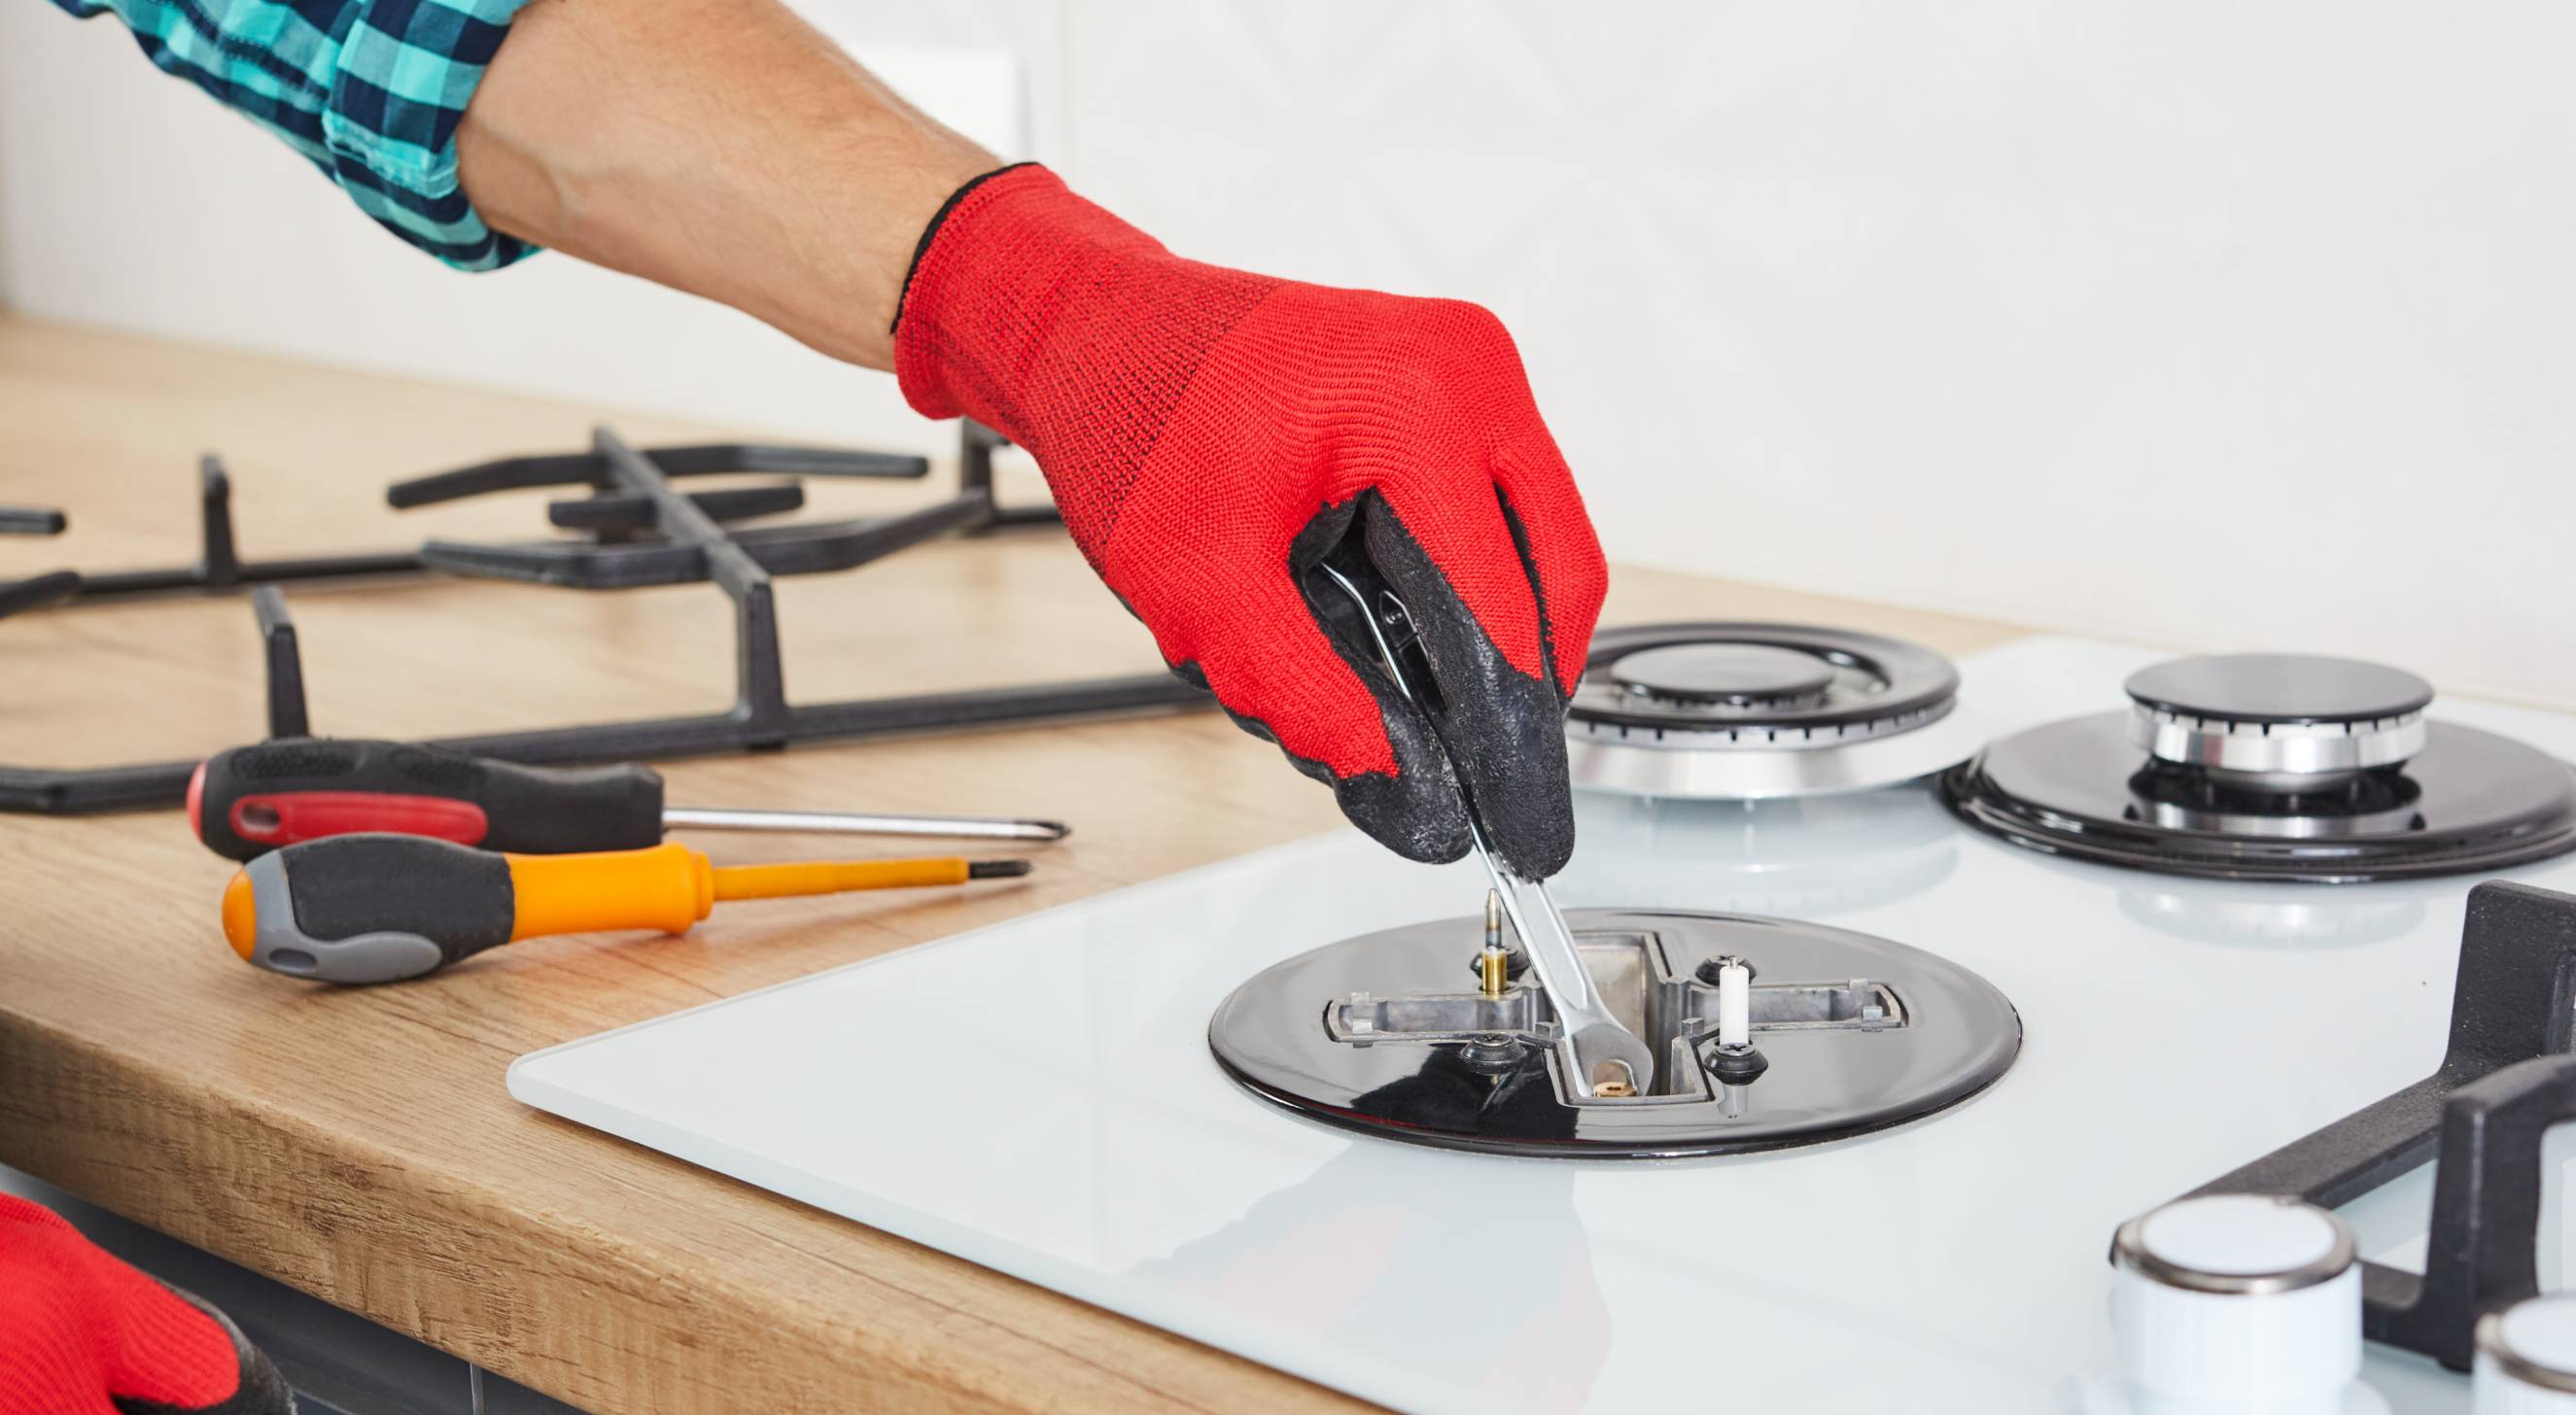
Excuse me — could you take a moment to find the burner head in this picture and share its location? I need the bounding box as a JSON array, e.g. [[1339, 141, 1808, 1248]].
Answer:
[[2124, 654, 2433, 784], [1943, 653, 2576, 882], [1608, 644, 1835, 710], [1565, 624, 1984, 800], [2124, 654, 2435, 725]]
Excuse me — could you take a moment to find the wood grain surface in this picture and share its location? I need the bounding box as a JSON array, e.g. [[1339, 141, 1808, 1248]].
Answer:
[[0, 318, 2028, 1413]]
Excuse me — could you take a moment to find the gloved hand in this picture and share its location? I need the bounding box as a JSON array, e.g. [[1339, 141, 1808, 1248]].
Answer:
[[0, 1195, 295, 1415], [894, 164, 1607, 876]]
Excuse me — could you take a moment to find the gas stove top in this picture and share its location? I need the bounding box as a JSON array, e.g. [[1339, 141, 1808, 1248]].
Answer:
[[510, 633, 2576, 1413]]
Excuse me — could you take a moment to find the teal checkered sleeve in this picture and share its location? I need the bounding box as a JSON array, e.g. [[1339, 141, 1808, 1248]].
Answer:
[[48, 0, 540, 270]]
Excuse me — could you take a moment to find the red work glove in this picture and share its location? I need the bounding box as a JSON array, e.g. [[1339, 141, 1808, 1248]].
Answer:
[[895, 164, 1607, 876], [0, 1196, 294, 1415]]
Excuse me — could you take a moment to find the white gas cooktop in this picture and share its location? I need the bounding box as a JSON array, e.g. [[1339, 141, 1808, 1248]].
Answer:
[[509, 636, 2576, 1412]]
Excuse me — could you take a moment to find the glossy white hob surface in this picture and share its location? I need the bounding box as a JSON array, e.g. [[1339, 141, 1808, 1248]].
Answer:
[[510, 637, 2576, 1413]]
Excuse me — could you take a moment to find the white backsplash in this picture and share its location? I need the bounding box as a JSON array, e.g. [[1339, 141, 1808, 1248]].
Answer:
[[5, 3, 2573, 705]]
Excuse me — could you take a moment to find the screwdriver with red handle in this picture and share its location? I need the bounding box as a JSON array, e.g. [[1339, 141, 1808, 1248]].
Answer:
[[189, 738, 1068, 861], [222, 834, 1031, 984]]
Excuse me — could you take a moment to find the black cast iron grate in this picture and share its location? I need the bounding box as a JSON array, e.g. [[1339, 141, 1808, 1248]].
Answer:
[[2155, 880, 2576, 1370], [0, 421, 1205, 813]]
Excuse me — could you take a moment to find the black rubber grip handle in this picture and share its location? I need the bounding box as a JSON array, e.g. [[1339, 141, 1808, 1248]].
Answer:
[[196, 739, 666, 861], [274, 835, 517, 972]]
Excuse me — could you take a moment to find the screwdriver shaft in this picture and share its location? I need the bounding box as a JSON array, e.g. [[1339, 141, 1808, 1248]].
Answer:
[[710, 856, 967, 901], [660, 806, 1069, 843]]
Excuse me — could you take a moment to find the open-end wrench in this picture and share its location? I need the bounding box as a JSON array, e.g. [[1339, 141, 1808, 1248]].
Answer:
[[1315, 564, 1656, 1098]]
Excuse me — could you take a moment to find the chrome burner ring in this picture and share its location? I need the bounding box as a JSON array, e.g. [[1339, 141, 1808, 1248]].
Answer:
[[1567, 623, 1982, 800], [1573, 696, 1958, 753], [2123, 653, 2435, 783], [2127, 704, 2427, 784]]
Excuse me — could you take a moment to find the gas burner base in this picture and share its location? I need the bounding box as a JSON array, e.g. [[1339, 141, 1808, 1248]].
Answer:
[[1206, 909, 2020, 1160], [1943, 713, 2576, 882], [1565, 624, 1982, 802]]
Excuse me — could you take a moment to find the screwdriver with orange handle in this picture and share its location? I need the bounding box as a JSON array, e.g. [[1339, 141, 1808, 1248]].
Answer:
[[221, 834, 1030, 984]]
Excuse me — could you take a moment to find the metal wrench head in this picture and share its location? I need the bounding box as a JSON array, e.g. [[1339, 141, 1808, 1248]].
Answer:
[[1476, 857, 1657, 1097]]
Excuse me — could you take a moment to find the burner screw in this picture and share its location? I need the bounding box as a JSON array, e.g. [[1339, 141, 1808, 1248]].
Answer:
[[1457, 1032, 1527, 1075], [1703, 1043, 1769, 1087]]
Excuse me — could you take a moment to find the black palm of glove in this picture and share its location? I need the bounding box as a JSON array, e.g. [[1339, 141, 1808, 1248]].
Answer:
[[1284, 496, 1589, 875]]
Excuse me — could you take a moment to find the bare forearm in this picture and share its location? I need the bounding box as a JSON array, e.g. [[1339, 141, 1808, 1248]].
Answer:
[[455, 0, 995, 369]]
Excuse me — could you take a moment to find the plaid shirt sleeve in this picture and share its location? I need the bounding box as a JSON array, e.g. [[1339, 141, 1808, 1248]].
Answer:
[[47, 0, 540, 270]]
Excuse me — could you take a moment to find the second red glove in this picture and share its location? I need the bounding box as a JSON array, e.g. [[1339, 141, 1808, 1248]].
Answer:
[[0, 1195, 293, 1415]]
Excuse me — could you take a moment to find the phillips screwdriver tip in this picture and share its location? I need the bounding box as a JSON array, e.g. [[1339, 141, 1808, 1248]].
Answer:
[[967, 859, 1035, 880]]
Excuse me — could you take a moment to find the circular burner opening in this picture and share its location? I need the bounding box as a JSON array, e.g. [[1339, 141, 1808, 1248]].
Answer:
[[1208, 909, 2021, 1159], [1609, 643, 1835, 709]]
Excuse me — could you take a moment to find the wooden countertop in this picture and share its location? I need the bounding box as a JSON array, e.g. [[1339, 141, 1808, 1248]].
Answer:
[[0, 318, 2028, 1414]]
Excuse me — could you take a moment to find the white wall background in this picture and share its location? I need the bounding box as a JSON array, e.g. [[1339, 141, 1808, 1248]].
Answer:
[[4, 2, 2572, 704]]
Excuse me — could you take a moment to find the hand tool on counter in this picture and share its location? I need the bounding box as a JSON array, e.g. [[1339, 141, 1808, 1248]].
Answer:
[[1315, 563, 1656, 1099], [220, 834, 1031, 984], [188, 738, 1069, 861]]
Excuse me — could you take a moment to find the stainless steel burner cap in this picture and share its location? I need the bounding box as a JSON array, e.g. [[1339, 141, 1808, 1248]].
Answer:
[[2125, 654, 2435, 724], [2124, 653, 2433, 780]]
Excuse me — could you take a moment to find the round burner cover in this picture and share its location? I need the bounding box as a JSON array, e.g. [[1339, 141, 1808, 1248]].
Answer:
[[1609, 643, 1835, 708], [1942, 708, 2576, 882], [1566, 623, 1984, 800], [2125, 654, 2434, 725]]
